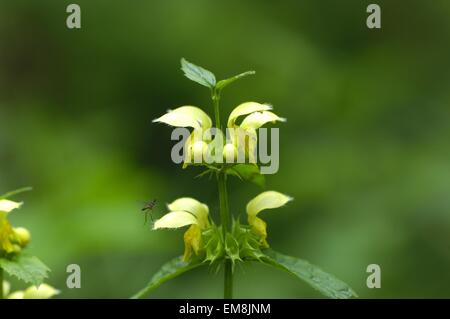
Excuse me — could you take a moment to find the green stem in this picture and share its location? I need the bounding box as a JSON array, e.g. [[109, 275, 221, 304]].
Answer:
[[0, 268, 3, 299], [224, 257, 233, 299], [218, 168, 233, 299], [212, 87, 233, 299], [217, 172, 230, 234], [212, 88, 221, 131]]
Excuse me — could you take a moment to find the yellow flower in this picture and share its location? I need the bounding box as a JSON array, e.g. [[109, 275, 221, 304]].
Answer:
[[0, 200, 23, 213], [153, 106, 212, 166], [153, 197, 210, 261], [7, 283, 59, 299], [227, 102, 285, 163], [0, 199, 23, 253], [246, 191, 293, 247]]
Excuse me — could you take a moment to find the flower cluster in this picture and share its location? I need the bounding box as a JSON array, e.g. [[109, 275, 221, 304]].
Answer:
[[134, 59, 356, 300], [0, 197, 58, 299], [0, 200, 30, 254], [153, 191, 292, 262], [153, 102, 285, 166]]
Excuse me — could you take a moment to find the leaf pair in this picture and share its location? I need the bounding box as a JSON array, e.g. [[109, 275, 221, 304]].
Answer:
[[181, 58, 254, 91], [133, 249, 357, 299]]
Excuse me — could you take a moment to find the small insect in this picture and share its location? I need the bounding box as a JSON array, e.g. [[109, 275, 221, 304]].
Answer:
[[141, 199, 157, 225]]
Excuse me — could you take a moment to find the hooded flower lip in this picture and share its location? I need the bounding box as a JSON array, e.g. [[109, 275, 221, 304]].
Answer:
[[246, 191, 293, 247], [239, 111, 286, 130], [153, 197, 210, 261], [153, 106, 213, 166], [167, 197, 210, 229], [0, 199, 22, 213], [227, 102, 273, 128], [153, 211, 199, 229], [152, 106, 212, 131]]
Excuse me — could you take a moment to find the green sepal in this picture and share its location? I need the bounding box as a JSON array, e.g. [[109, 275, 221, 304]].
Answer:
[[226, 164, 265, 188]]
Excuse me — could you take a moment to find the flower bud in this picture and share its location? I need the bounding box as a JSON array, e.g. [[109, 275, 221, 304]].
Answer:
[[12, 244, 22, 253], [192, 141, 208, 163], [13, 227, 31, 247], [223, 143, 237, 163]]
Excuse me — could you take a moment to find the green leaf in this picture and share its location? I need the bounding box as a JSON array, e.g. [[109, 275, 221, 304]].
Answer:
[[262, 249, 357, 299], [0, 254, 50, 286], [227, 164, 265, 188], [0, 187, 33, 200], [216, 71, 255, 91], [180, 58, 216, 88], [131, 256, 204, 299]]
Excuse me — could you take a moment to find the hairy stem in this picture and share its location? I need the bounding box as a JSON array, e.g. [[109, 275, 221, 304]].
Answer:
[[217, 172, 230, 234], [212, 88, 233, 299], [224, 257, 233, 299]]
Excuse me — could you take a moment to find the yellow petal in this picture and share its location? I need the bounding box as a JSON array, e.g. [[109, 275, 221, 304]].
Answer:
[[0, 212, 15, 253], [183, 224, 202, 261], [240, 111, 286, 130], [246, 191, 293, 218], [153, 211, 198, 229], [168, 198, 209, 229], [0, 200, 22, 213], [153, 106, 212, 131], [249, 216, 269, 248], [23, 284, 60, 299], [7, 291, 25, 299], [227, 102, 272, 127]]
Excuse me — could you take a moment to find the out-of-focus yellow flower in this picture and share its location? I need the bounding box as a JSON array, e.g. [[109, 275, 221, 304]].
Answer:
[[227, 102, 285, 162], [246, 191, 293, 247], [154, 197, 210, 261], [3, 281, 11, 296], [7, 291, 25, 299], [13, 227, 31, 247], [0, 200, 23, 253], [7, 283, 59, 299]]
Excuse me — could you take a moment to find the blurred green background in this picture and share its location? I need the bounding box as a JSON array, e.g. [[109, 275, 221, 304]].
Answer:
[[1, 0, 449, 298]]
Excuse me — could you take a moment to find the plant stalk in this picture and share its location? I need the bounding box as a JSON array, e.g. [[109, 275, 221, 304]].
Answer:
[[212, 87, 233, 299], [0, 268, 3, 299]]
